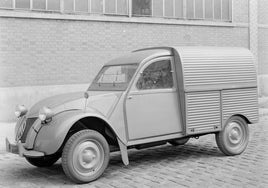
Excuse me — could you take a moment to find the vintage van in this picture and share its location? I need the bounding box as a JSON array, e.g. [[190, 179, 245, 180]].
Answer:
[[6, 46, 258, 183]]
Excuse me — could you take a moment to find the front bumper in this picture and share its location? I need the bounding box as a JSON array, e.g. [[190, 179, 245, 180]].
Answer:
[[6, 138, 45, 158]]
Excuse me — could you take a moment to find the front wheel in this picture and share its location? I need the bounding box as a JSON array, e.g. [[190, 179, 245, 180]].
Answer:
[[62, 130, 110, 183], [216, 116, 249, 156]]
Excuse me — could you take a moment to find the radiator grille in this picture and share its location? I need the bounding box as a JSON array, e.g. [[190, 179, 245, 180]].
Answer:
[[20, 118, 37, 143]]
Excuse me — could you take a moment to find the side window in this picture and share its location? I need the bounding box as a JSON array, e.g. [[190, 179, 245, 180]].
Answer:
[[136, 59, 174, 90]]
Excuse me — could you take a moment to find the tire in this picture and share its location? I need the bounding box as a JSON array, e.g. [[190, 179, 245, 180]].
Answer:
[[26, 154, 60, 167], [169, 137, 190, 146], [216, 116, 249, 156], [62, 130, 110, 183]]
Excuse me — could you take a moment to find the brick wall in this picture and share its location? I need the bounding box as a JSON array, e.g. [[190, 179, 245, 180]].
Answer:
[[0, 17, 248, 87], [0, 0, 252, 87], [233, 0, 249, 23], [258, 0, 268, 75], [258, 28, 268, 75], [1, 0, 264, 121], [258, 0, 268, 24]]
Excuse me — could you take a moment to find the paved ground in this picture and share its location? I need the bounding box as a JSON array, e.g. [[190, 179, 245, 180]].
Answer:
[[0, 116, 267, 188]]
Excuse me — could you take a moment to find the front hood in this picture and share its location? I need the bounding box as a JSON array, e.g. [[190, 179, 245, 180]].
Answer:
[[27, 91, 122, 118], [27, 92, 84, 117]]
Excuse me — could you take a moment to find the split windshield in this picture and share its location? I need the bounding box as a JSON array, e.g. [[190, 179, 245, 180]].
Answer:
[[88, 64, 138, 91]]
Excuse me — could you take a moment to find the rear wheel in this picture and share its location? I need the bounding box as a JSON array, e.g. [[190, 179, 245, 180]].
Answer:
[[62, 130, 110, 183], [169, 137, 190, 146], [216, 116, 249, 155], [26, 154, 60, 167]]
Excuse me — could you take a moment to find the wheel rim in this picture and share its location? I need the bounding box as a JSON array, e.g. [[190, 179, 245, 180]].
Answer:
[[72, 140, 104, 176], [225, 121, 246, 149]]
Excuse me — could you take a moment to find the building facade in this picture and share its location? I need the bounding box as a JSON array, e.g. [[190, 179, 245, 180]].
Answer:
[[0, 0, 267, 121]]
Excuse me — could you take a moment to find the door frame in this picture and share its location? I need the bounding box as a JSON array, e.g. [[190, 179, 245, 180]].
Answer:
[[123, 56, 183, 144]]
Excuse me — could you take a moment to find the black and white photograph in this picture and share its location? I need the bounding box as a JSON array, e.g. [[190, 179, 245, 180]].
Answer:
[[0, 0, 267, 187]]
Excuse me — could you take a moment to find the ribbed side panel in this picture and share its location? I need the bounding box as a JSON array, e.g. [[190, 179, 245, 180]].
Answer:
[[175, 47, 257, 91], [186, 91, 221, 135], [222, 88, 259, 124], [183, 58, 256, 89]]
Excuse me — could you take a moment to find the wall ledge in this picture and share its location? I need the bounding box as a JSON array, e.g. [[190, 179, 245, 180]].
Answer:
[[0, 9, 248, 28], [0, 83, 89, 122], [258, 24, 268, 29]]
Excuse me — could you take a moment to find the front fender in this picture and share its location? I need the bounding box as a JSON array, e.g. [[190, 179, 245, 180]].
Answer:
[[34, 110, 117, 155]]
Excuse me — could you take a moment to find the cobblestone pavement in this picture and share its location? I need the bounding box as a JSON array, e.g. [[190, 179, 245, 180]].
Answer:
[[0, 117, 267, 188]]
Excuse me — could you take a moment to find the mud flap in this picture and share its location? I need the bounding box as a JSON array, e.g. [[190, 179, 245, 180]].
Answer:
[[117, 138, 129, 165]]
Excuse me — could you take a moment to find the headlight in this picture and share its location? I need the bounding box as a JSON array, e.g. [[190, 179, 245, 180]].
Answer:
[[39, 106, 54, 122], [15, 105, 28, 118]]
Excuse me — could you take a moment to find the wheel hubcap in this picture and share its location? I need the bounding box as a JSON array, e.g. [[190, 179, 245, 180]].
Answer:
[[82, 150, 96, 164], [73, 140, 104, 176], [229, 127, 241, 144], [226, 122, 245, 147]]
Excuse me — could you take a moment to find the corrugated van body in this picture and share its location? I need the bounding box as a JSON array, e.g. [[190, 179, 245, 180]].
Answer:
[[222, 88, 259, 124], [176, 47, 256, 91], [173, 47, 258, 135], [185, 91, 221, 134]]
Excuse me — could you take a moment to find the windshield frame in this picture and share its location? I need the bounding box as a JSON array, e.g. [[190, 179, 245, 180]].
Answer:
[[88, 63, 139, 91]]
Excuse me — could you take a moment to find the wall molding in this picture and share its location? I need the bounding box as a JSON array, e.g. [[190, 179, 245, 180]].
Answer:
[[0, 83, 89, 122], [258, 24, 268, 29], [0, 9, 249, 28]]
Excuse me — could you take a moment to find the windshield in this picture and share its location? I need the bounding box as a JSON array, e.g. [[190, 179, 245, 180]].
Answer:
[[88, 64, 138, 91]]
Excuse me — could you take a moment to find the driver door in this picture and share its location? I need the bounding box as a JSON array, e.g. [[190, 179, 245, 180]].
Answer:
[[125, 57, 182, 140]]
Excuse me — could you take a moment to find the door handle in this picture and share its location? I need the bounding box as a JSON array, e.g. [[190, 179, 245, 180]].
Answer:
[[127, 96, 133, 99]]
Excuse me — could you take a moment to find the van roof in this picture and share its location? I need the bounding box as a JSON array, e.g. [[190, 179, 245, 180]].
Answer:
[[172, 46, 256, 91], [105, 46, 253, 66], [105, 48, 171, 66], [106, 46, 256, 91]]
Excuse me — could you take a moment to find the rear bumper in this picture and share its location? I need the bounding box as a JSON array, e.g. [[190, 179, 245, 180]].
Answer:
[[6, 138, 45, 158]]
